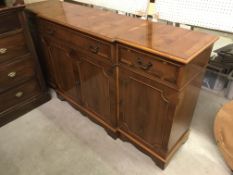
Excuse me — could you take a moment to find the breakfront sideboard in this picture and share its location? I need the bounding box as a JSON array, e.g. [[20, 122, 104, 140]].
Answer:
[[26, 0, 218, 169]]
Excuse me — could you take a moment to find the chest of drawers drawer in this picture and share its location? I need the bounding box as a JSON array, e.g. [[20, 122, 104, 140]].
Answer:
[[118, 45, 181, 84], [0, 54, 35, 92], [0, 79, 41, 112], [38, 18, 112, 61], [0, 31, 28, 63], [0, 11, 21, 35]]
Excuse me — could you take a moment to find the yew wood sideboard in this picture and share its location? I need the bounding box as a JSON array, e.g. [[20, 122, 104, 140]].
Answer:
[[0, 3, 50, 127], [25, 0, 218, 169]]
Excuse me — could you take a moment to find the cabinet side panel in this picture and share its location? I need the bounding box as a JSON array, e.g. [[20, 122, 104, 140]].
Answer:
[[168, 47, 213, 151]]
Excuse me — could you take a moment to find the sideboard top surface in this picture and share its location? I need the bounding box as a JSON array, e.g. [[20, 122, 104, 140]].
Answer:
[[26, 0, 218, 64]]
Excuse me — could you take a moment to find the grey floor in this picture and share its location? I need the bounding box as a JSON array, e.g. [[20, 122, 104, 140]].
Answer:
[[0, 89, 232, 175]]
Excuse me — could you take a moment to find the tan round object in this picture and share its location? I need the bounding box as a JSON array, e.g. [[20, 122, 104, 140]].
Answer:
[[214, 100, 233, 171]]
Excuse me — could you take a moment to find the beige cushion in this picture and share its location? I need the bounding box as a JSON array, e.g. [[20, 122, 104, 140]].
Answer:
[[214, 100, 233, 170]]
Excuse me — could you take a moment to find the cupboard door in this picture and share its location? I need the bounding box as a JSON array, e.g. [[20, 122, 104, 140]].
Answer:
[[119, 68, 171, 150], [49, 41, 82, 103], [39, 36, 57, 87], [75, 56, 116, 127]]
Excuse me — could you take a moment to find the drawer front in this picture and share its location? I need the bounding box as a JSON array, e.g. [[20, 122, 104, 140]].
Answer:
[[0, 32, 28, 62], [0, 54, 35, 91], [119, 45, 180, 84], [0, 12, 21, 34], [0, 79, 41, 112], [38, 19, 112, 61]]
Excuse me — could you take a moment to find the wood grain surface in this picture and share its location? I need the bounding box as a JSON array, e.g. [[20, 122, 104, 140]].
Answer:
[[26, 0, 218, 64]]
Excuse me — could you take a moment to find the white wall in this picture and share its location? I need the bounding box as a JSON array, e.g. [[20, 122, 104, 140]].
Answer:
[[156, 0, 233, 33], [73, 0, 149, 15]]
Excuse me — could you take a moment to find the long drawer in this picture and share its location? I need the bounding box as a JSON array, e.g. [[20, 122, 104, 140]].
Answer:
[[118, 45, 181, 85], [0, 54, 35, 92], [0, 11, 21, 35], [0, 31, 28, 63], [0, 79, 41, 112], [38, 18, 113, 61]]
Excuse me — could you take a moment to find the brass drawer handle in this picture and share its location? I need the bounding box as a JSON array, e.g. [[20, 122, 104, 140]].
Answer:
[[137, 58, 153, 70], [15, 91, 24, 98], [0, 48, 7, 54], [8, 72, 17, 78], [89, 46, 99, 54]]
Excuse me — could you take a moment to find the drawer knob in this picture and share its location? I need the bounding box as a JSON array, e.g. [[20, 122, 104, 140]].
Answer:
[[89, 46, 99, 54], [137, 58, 153, 70], [15, 91, 24, 98], [0, 48, 7, 54], [8, 72, 17, 78]]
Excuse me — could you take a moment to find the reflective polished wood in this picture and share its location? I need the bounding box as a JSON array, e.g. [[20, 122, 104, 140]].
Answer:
[[26, 0, 217, 169], [26, 0, 218, 64]]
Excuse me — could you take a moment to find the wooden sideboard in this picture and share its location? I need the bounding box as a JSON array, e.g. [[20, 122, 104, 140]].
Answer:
[[0, 4, 50, 126], [26, 0, 218, 169]]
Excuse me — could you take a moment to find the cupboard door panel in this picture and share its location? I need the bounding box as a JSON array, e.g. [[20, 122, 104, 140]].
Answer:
[[49, 41, 82, 103], [40, 36, 57, 87], [119, 68, 170, 149], [76, 57, 116, 127]]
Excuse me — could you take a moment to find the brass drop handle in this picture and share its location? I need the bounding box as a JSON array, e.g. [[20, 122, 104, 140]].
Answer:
[[0, 48, 7, 54], [15, 91, 24, 98], [137, 58, 152, 70], [8, 72, 17, 78], [89, 46, 99, 54]]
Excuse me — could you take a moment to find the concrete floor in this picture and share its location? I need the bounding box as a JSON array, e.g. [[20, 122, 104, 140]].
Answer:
[[0, 89, 232, 175]]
